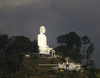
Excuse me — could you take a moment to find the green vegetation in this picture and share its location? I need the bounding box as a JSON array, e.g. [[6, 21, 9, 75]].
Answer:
[[0, 31, 99, 78], [0, 55, 100, 78], [55, 31, 95, 66]]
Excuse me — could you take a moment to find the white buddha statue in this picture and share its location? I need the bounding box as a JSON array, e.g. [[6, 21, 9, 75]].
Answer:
[[37, 26, 53, 54]]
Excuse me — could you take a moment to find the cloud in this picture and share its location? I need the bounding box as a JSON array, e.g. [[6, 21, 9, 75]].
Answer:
[[0, 0, 53, 9], [0, 0, 100, 39]]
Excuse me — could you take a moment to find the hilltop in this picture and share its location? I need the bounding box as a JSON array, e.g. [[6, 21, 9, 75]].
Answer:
[[0, 54, 100, 78], [14, 55, 100, 78]]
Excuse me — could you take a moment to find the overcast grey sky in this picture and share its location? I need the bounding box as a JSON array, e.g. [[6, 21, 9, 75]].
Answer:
[[0, 0, 100, 68]]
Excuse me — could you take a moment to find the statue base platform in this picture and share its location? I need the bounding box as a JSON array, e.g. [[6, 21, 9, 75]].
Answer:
[[38, 52, 49, 55], [37, 51, 55, 58]]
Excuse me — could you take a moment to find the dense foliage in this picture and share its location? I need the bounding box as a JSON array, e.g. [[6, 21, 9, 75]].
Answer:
[[0, 32, 98, 78], [55, 31, 95, 66], [0, 34, 38, 77]]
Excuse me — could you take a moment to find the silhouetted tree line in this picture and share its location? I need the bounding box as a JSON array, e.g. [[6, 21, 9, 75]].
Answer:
[[0, 34, 38, 77], [55, 31, 95, 68], [0, 31, 96, 77]]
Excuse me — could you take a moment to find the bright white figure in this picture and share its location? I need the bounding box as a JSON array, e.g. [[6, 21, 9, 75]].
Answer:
[[37, 26, 53, 54]]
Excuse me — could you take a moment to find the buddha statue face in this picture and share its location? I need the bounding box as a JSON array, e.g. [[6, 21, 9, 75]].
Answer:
[[40, 26, 46, 34]]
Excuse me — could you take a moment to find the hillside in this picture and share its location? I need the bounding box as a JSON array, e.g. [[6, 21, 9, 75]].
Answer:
[[15, 55, 98, 78], [1, 55, 99, 78]]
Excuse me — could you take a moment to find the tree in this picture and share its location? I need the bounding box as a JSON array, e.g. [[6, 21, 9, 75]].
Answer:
[[7, 36, 33, 54], [3, 36, 33, 73], [68, 50, 84, 62], [82, 35, 90, 65], [66, 32, 81, 52], [57, 34, 68, 45], [57, 31, 82, 53], [31, 40, 38, 53], [56, 31, 83, 62], [0, 34, 8, 55], [86, 43, 95, 68], [86, 43, 95, 60], [0, 34, 40, 76], [55, 45, 69, 56]]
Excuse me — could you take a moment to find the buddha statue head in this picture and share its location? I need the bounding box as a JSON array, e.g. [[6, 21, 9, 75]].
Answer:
[[40, 26, 46, 34]]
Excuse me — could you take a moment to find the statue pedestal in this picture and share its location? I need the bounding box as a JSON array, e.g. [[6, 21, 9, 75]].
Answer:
[[38, 50, 55, 58], [39, 51, 49, 54]]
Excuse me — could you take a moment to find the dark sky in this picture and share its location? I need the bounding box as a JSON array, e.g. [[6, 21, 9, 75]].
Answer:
[[0, 0, 100, 68]]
